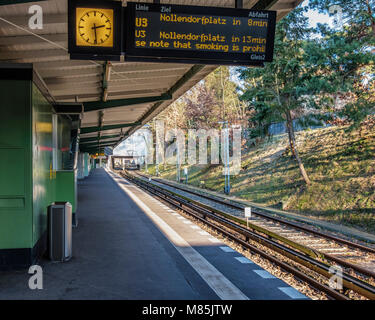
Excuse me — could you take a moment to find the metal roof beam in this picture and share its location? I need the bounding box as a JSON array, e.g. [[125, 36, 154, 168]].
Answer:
[[80, 140, 119, 148], [251, 0, 279, 10], [41, 66, 102, 79], [0, 0, 47, 6], [0, 33, 67, 46], [53, 103, 83, 115], [80, 143, 115, 150], [0, 13, 66, 27], [0, 49, 67, 62], [83, 94, 172, 112], [112, 63, 188, 74], [80, 147, 105, 153], [80, 134, 122, 143], [81, 123, 139, 134], [50, 86, 102, 97]]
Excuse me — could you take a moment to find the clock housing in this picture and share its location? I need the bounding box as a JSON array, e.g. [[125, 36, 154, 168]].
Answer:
[[76, 8, 114, 47], [68, 0, 123, 60]]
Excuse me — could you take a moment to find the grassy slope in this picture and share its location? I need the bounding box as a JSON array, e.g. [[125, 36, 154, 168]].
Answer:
[[145, 125, 375, 233]]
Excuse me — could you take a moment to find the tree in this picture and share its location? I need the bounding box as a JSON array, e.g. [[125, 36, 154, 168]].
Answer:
[[184, 83, 221, 130], [239, 8, 316, 185], [309, 0, 375, 38], [205, 66, 249, 127], [307, 0, 375, 127]]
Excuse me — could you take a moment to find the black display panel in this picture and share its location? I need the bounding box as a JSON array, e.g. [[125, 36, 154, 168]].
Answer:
[[125, 2, 277, 66]]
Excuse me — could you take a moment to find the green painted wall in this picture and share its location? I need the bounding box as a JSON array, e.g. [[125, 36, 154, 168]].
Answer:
[[0, 80, 32, 249], [55, 170, 77, 213], [31, 84, 54, 248], [0, 76, 77, 252]]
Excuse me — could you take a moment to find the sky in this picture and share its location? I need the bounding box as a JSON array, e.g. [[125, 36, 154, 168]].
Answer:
[[303, 0, 333, 29], [114, 0, 334, 156]]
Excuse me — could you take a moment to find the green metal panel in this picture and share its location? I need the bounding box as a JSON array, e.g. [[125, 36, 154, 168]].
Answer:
[[0, 79, 32, 249], [55, 170, 77, 213], [0, 76, 74, 252], [31, 84, 54, 248]]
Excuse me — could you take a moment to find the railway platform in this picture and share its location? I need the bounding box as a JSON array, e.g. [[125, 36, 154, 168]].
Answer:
[[0, 169, 307, 300]]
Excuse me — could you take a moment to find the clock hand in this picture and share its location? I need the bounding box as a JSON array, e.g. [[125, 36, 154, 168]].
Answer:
[[92, 25, 105, 29], [93, 23, 97, 43]]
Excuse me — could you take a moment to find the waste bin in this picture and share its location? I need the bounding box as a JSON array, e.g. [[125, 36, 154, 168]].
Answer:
[[48, 202, 72, 262]]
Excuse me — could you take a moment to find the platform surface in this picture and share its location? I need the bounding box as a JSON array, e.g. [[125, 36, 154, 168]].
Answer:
[[0, 169, 308, 300]]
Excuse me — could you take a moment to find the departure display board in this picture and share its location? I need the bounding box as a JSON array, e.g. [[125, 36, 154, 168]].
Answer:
[[125, 2, 277, 66]]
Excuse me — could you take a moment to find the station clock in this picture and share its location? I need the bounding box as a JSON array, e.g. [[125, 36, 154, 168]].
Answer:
[[68, 0, 123, 60], [76, 8, 114, 47]]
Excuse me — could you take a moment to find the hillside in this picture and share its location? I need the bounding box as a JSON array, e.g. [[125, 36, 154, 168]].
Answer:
[[144, 125, 375, 233]]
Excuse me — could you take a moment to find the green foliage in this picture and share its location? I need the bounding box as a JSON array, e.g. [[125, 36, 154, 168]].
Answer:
[[308, 0, 375, 127], [239, 8, 321, 135], [240, 1, 374, 135]]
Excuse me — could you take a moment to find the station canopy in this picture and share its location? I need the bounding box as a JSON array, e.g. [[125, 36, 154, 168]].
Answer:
[[0, 0, 303, 152]]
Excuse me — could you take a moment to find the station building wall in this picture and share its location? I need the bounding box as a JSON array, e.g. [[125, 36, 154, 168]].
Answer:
[[0, 64, 75, 269]]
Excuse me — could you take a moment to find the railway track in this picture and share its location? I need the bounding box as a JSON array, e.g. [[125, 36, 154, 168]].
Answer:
[[121, 170, 375, 300], [134, 171, 375, 277]]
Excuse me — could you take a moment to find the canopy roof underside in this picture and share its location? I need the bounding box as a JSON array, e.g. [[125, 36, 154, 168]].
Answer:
[[0, 0, 303, 150]]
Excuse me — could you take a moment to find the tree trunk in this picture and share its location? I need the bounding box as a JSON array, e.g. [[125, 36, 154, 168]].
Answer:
[[285, 110, 311, 185]]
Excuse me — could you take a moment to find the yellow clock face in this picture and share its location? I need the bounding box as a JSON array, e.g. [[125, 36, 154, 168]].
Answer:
[[76, 7, 114, 47]]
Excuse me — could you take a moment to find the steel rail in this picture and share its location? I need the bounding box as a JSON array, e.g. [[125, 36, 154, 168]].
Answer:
[[123, 171, 375, 300], [134, 172, 375, 279], [140, 173, 375, 254]]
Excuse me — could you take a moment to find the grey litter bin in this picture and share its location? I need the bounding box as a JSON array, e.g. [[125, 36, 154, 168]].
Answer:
[[48, 202, 72, 262]]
